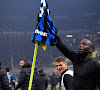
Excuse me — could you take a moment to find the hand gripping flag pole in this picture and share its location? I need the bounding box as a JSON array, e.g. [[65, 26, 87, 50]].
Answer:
[[28, 0, 57, 89]]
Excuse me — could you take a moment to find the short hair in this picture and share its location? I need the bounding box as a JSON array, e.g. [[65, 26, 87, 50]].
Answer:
[[39, 69, 43, 73], [55, 56, 66, 63], [21, 59, 27, 64], [5, 67, 10, 72]]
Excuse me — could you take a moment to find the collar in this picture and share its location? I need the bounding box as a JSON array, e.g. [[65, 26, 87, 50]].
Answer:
[[61, 69, 68, 75]]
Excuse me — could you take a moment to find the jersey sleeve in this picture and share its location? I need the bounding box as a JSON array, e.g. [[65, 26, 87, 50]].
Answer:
[[11, 74, 15, 88], [11, 74, 15, 81]]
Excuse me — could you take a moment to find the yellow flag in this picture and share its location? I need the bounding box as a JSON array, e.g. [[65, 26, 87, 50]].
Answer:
[[39, 42, 47, 51]]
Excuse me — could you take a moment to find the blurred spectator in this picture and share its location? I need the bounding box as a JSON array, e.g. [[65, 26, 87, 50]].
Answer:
[[49, 72, 58, 90], [15, 59, 34, 90], [92, 48, 100, 59], [5, 67, 15, 90], [0, 61, 9, 90], [35, 69, 48, 90], [32, 66, 38, 90], [57, 73, 61, 90]]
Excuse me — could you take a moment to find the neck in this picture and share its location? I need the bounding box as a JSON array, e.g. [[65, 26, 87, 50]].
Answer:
[[7, 72, 10, 74], [79, 53, 91, 61]]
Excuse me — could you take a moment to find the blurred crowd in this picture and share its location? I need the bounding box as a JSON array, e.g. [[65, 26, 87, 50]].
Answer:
[[0, 59, 61, 90]]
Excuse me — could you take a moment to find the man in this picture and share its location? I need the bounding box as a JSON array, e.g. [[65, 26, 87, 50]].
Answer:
[[55, 36, 100, 90], [5, 67, 15, 90], [0, 62, 9, 90], [55, 56, 73, 90], [35, 69, 48, 90], [15, 59, 34, 90]]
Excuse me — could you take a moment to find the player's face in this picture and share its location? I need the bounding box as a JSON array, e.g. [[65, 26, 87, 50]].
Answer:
[[19, 60, 24, 68], [55, 61, 67, 74], [78, 39, 92, 54]]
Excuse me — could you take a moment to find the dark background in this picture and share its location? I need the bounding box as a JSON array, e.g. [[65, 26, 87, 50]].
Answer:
[[0, 0, 100, 70]]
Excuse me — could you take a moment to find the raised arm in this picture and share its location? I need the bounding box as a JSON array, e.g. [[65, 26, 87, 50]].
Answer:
[[56, 35, 76, 61]]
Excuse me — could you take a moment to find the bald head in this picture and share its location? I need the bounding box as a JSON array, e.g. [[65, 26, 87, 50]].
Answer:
[[81, 39, 94, 50]]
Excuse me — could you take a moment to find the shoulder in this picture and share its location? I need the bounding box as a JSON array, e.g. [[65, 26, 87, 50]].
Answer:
[[63, 70, 73, 83], [88, 59, 100, 73], [20, 67, 31, 76], [0, 69, 6, 76], [93, 60, 100, 70], [10, 74, 14, 78], [90, 58, 100, 66], [64, 70, 73, 76]]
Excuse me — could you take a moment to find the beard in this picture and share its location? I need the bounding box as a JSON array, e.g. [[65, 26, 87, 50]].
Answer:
[[78, 51, 89, 58]]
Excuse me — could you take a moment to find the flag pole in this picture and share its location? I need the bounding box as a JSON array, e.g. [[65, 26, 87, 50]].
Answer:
[[28, 41, 38, 90]]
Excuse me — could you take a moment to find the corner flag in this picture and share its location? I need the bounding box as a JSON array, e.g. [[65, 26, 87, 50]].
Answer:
[[28, 0, 57, 90], [31, 0, 57, 50]]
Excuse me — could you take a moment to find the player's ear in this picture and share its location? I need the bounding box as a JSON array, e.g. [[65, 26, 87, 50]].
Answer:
[[65, 62, 67, 66], [89, 48, 93, 53]]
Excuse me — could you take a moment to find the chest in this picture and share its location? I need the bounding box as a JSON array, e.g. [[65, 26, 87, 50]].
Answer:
[[74, 61, 95, 79]]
